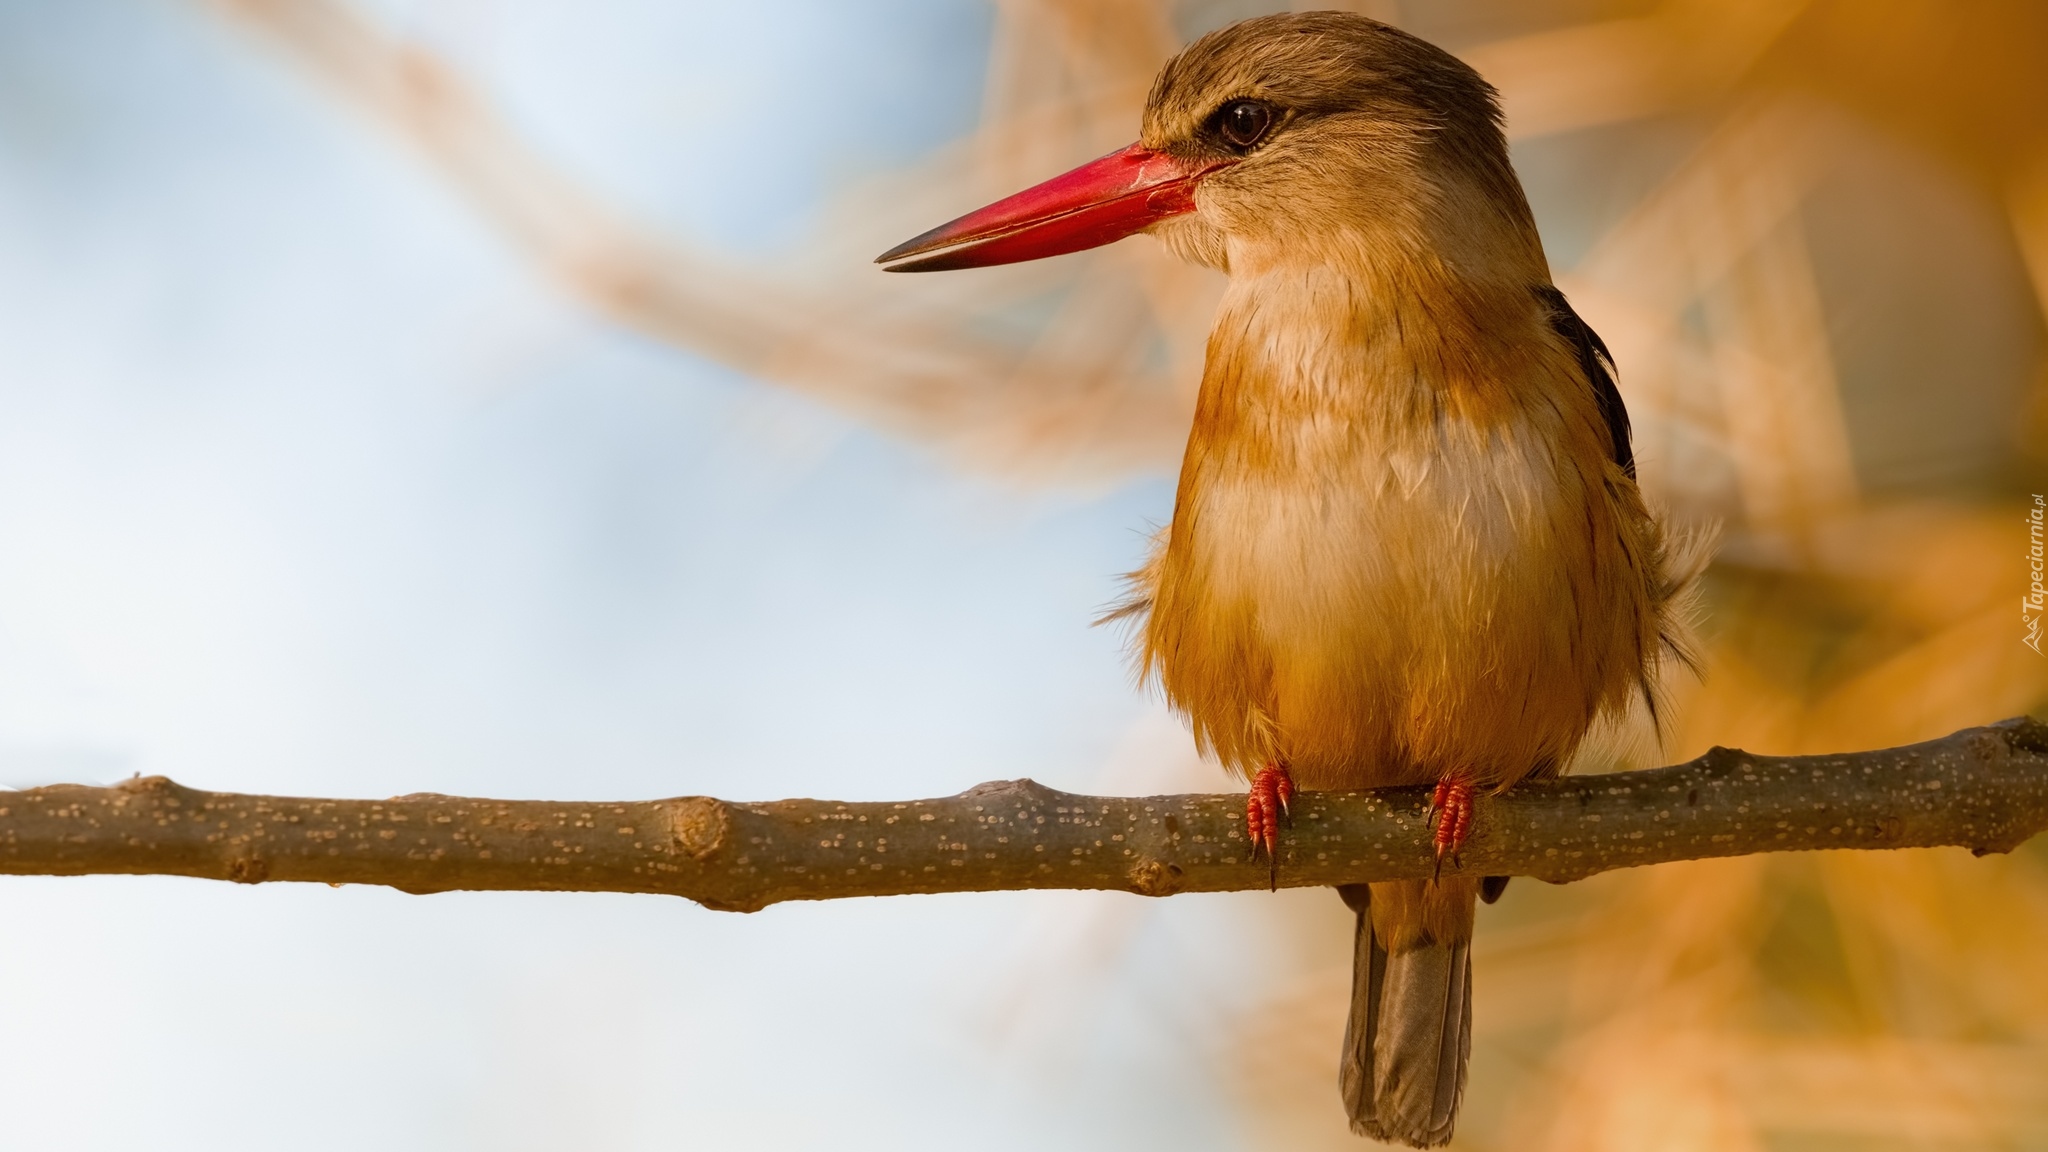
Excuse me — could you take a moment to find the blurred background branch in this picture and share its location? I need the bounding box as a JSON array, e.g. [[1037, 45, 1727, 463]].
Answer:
[[206, 0, 1204, 479]]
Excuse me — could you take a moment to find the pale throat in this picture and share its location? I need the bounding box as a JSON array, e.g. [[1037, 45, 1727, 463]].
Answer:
[[1191, 245, 1563, 562], [1211, 249, 1528, 437]]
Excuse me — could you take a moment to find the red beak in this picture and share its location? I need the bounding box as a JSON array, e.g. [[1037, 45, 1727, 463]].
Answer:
[[876, 143, 1229, 273]]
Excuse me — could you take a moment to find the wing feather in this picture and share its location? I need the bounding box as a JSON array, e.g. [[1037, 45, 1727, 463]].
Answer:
[[1535, 285, 1632, 478]]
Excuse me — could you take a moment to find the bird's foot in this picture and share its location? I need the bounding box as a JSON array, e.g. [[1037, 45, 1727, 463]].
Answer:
[[1246, 761, 1294, 888], [1427, 777, 1475, 879]]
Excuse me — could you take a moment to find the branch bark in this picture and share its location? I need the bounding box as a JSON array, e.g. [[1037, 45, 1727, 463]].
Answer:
[[2, 719, 2042, 912]]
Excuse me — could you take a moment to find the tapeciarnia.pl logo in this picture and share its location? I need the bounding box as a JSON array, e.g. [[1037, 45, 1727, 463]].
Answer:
[[2028, 495, 2046, 655]]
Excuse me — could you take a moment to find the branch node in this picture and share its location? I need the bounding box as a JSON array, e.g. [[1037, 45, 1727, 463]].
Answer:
[[959, 778, 1064, 806], [1697, 746, 1746, 774], [665, 797, 727, 860], [1996, 715, 2048, 755], [1127, 858, 1185, 897], [114, 774, 177, 795]]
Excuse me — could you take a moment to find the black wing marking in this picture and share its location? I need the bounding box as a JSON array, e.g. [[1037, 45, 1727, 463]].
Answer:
[[1535, 285, 1633, 478]]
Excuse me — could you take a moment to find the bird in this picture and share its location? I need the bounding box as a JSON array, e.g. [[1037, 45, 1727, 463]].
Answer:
[[877, 12, 1701, 1147]]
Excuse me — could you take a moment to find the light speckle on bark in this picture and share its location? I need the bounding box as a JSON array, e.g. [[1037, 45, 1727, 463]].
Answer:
[[0, 720, 2040, 911]]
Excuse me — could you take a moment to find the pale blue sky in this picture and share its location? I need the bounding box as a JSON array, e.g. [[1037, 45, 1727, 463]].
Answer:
[[0, 3, 1290, 1149]]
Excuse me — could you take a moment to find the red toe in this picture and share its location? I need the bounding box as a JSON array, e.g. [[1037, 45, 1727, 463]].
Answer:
[[1246, 762, 1294, 865], [1429, 777, 1475, 873]]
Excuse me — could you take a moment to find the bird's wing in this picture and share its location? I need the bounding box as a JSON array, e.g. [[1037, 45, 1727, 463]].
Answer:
[[1535, 286, 1633, 479]]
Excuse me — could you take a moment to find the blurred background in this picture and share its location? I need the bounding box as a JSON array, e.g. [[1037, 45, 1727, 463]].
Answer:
[[0, 0, 2044, 1148]]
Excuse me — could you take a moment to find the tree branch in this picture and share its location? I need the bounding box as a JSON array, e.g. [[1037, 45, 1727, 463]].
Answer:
[[2, 719, 2042, 912]]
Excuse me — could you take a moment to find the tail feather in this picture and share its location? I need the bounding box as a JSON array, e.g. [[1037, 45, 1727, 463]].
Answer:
[[1337, 885, 1472, 1148]]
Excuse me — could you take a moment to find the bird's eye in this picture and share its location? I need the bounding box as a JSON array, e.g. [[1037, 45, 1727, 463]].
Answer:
[[1213, 99, 1275, 150]]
